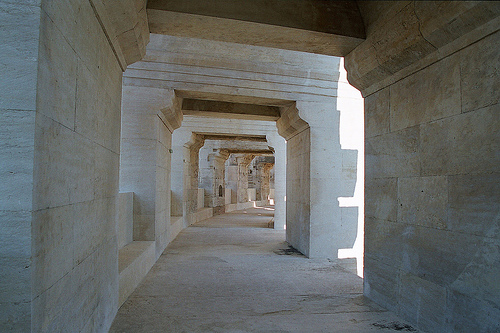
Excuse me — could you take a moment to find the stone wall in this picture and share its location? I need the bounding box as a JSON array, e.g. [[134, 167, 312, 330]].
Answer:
[[352, 3, 500, 331], [0, 1, 40, 330], [31, 0, 124, 330]]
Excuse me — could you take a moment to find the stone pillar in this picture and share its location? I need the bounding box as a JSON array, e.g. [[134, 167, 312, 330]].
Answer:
[[260, 161, 275, 202], [171, 130, 205, 227], [119, 86, 182, 258], [199, 149, 230, 215], [254, 156, 274, 202], [235, 154, 255, 203], [266, 133, 287, 230], [224, 155, 238, 204], [277, 101, 357, 259]]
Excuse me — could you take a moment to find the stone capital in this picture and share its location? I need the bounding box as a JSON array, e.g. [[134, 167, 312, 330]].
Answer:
[[276, 103, 309, 140]]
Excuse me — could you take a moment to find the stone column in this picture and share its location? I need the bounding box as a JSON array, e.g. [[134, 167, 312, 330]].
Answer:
[[171, 130, 205, 227], [252, 156, 274, 202], [277, 102, 357, 258], [258, 160, 275, 202], [119, 86, 182, 258], [235, 154, 255, 203], [224, 155, 238, 204], [266, 133, 287, 230], [199, 149, 230, 215]]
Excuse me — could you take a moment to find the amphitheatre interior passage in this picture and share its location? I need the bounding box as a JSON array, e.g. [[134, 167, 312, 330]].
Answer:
[[1, 1, 499, 332]]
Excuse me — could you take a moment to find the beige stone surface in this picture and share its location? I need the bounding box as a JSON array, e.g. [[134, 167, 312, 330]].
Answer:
[[389, 55, 461, 132], [147, 0, 365, 57], [3, 1, 497, 332], [110, 207, 419, 333], [362, 15, 500, 333], [0, 2, 40, 330], [118, 241, 155, 307], [364, 87, 390, 138], [29, 0, 126, 331], [346, 2, 500, 94], [117, 192, 134, 249]]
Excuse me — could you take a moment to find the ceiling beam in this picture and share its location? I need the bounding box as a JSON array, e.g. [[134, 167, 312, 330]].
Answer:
[[182, 98, 280, 121], [147, 0, 365, 56]]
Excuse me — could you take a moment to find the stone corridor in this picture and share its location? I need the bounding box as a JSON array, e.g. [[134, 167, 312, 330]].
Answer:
[[109, 207, 417, 333]]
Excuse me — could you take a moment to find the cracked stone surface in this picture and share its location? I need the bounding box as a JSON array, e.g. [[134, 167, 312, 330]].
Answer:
[[110, 207, 419, 332]]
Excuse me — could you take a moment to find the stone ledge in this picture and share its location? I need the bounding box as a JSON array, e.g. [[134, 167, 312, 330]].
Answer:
[[118, 240, 155, 307]]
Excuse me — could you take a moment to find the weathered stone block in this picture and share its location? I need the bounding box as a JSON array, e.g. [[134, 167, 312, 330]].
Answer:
[[398, 176, 448, 230], [450, 235, 500, 308], [0, 299, 31, 332], [37, 12, 78, 129], [133, 214, 155, 241], [420, 104, 499, 176], [364, 257, 399, 311], [448, 172, 500, 237], [364, 87, 390, 138], [405, 226, 484, 287], [67, 249, 100, 329], [0, 210, 31, 258], [117, 192, 134, 249], [398, 273, 447, 332], [365, 177, 397, 222], [390, 55, 461, 132], [447, 288, 500, 333], [340, 206, 359, 247], [0, 2, 40, 111], [365, 125, 420, 179], [74, 60, 98, 141], [364, 217, 406, 269], [347, 2, 436, 91], [95, 89, 122, 154], [32, 205, 75, 296], [0, 256, 31, 304], [121, 109, 158, 142], [340, 149, 357, 196], [94, 148, 120, 201], [460, 30, 500, 112], [414, 2, 498, 49], [0, 110, 35, 211], [74, 198, 116, 266], [33, 114, 95, 209]]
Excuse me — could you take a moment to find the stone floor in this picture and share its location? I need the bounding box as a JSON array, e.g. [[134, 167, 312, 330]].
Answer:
[[110, 207, 419, 333]]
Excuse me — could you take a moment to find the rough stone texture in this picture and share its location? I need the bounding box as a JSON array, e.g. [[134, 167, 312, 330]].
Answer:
[[254, 157, 274, 202], [198, 148, 230, 215], [358, 6, 500, 332], [28, 0, 134, 330], [0, 2, 40, 330], [101, 0, 149, 66], [4, 1, 497, 332], [346, 1, 500, 94], [224, 155, 239, 204], [117, 192, 134, 249]]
